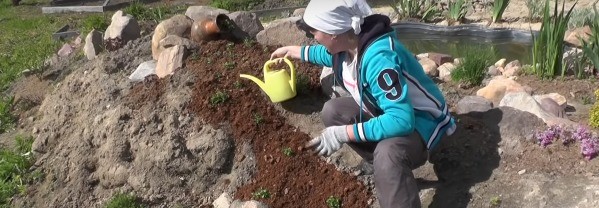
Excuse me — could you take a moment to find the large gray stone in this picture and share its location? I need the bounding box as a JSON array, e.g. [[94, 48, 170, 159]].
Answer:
[[185, 6, 229, 22], [152, 14, 194, 60], [104, 10, 141, 49], [499, 92, 577, 128], [228, 11, 264, 38], [256, 16, 316, 46], [456, 96, 493, 115]]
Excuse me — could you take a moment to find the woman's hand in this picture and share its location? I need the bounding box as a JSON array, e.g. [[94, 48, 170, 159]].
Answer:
[[270, 46, 302, 61]]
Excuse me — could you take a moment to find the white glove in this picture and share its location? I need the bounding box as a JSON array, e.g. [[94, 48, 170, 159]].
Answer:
[[306, 126, 350, 156]]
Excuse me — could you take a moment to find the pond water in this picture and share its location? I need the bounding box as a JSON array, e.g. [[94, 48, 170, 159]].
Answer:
[[393, 22, 537, 65]]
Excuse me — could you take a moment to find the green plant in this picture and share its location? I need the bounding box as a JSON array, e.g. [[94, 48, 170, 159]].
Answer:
[[326, 196, 341, 208], [282, 147, 294, 156], [252, 113, 264, 125], [447, 0, 467, 23], [492, 0, 510, 23], [243, 38, 256, 47], [489, 196, 502, 206], [124, 1, 177, 23], [224, 61, 236, 70], [590, 90, 599, 128], [450, 46, 495, 86], [209, 90, 229, 106], [105, 192, 144, 208], [580, 2, 599, 74], [252, 188, 270, 199], [531, 0, 576, 78], [0, 96, 14, 133], [0, 135, 35, 206], [525, 0, 545, 22], [124, 1, 148, 20], [233, 81, 244, 89], [296, 73, 310, 94]]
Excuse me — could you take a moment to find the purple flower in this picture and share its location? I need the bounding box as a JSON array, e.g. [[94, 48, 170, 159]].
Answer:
[[536, 130, 554, 148], [572, 125, 592, 141], [581, 136, 598, 160]]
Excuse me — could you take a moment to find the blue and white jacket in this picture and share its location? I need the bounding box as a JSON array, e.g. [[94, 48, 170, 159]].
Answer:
[[300, 15, 456, 150]]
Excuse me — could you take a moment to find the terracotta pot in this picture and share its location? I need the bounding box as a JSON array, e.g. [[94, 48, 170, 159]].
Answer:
[[190, 14, 236, 42]]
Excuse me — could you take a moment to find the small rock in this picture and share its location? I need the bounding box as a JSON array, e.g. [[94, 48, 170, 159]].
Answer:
[[416, 53, 429, 60], [129, 60, 157, 81], [428, 52, 453, 66], [57, 43, 74, 57], [487, 65, 501, 77], [292, 8, 305, 16], [419, 57, 438, 77], [518, 169, 526, 175], [438, 62, 456, 82], [213, 192, 232, 208], [503, 60, 522, 77], [495, 58, 507, 68]]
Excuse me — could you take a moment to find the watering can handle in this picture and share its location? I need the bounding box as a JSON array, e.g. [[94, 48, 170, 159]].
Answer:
[[264, 57, 296, 89]]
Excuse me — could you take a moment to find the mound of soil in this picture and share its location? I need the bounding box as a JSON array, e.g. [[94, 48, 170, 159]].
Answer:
[[129, 40, 371, 207]]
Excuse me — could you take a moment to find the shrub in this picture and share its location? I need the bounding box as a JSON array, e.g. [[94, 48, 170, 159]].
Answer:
[[525, 0, 544, 22], [447, 0, 467, 23], [492, 0, 510, 23], [105, 192, 144, 208], [590, 89, 599, 128], [389, 0, 440, 22], [450, 46, 495, 86], [531, 0, 576, 78], [568, 7, 597, 30]]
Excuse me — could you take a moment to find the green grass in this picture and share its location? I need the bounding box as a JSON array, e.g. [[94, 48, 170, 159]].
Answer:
[[447, 0, 467, 23], [80, 14, 109, 36], [251, 188, 270, 199], [0, 1, 62, 91], [105, 192, 144, 208], [526, 0, 545, 22], [210, 0, 264, 11], [0, 136, 37, 207], [450, 46, 496, 86], [123, 1, 184, 23]]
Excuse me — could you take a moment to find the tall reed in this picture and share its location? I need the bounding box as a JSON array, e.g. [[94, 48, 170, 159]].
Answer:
[[493, 0, 510, 23], [581, 2, 599, 73], [531, 0, 576, 78]]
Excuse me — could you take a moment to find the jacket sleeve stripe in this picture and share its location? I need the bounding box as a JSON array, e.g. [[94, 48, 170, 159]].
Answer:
[[426, 104, 451, 148], [357, 123, 367, 142], [401, 71, 442, 108], [302, 45, 310, 62]]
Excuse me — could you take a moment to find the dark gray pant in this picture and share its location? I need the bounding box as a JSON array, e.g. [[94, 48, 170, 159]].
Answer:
[[321, 97, 428, 208]]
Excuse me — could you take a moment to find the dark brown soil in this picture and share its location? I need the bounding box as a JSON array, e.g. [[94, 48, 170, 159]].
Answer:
[[186, 40, 369, 207], [127, 39, 371, 207]]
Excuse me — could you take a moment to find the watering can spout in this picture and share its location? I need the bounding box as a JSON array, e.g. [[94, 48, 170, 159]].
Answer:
[[239, 74, 267, 90]]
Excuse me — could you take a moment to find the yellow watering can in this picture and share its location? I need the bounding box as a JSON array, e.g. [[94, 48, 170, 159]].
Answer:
[[239, 57, 297, 103]]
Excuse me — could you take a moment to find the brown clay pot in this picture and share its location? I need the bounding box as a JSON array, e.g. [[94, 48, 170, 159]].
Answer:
[[190, 14, 238, 42]]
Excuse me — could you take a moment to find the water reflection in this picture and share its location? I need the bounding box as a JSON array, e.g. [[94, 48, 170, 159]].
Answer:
[[393, 23, 535, 65]]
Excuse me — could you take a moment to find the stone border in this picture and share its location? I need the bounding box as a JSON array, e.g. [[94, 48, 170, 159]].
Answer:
[[42, 0, 110, 14]]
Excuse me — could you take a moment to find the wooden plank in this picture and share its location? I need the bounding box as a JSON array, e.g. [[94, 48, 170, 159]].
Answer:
[[42, 6, 104, 14]]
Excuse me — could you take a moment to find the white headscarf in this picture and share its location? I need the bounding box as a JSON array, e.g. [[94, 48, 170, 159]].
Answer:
[[302, 0, 373, 35]]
